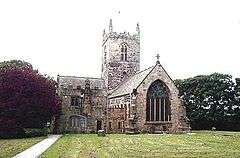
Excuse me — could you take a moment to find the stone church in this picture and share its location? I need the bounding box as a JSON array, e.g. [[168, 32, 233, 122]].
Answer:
[[57, 19, 189, 133]]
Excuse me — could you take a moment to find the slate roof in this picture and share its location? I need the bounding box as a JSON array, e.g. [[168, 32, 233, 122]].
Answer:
[[58, 76, 105, 90], [109, 66, 154, 98]]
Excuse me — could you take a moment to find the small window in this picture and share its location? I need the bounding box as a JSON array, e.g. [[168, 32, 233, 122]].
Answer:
[[118, 122, 121, 129], [109, 122, 112, 130], [71, 96, 81, 107], [121, 54, 124, 61], [122, 71, 127, 80]]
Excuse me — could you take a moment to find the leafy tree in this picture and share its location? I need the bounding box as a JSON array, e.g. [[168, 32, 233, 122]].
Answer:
[[175, 73, 239, 130], [236, 78, 240, 94], [0, 60, 33, 70], [234, 78, 240, 128], [0, 60, 61, 138]]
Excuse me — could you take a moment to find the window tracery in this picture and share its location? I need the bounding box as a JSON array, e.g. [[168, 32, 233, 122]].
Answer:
[[146, 80, 171, 122]]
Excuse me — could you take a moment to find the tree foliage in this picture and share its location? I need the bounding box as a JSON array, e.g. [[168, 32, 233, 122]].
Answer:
[[175, 73, 240, 130], [0, 60, 60, 138], [0, 60, 33, 70]]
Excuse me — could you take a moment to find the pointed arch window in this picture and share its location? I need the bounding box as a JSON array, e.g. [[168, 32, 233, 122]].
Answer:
[[120, 43, 128, 61], [146, 80, 171, 122]]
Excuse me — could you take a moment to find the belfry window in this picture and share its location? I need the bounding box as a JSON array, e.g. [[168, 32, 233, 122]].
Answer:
[[120, 43, 128, 61], [125, 52, 127, 61], [121, 54, 124, 61], [121, 46, 124, 52], [146, 80, 171, 122]]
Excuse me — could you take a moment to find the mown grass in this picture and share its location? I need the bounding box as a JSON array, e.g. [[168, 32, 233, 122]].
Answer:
[[41, 131, 240, 158], [0, 136, 45, 158]]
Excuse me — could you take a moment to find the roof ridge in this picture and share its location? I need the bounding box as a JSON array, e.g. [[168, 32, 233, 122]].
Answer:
[[135, 66, 154, 75], [58, 75, 103, 80], [108, 66, 154, 96]]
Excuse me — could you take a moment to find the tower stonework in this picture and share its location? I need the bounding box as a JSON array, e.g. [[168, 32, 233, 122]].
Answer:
[[101, 19, 140, 90]]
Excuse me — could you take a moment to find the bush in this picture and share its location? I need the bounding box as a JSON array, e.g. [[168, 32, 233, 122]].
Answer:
[[139, 130, 148, 134], [211, 127, 216, 131], [0, 118, 25, 139], [0, 127, 48, 139], [97, 130, 106, 137], [24, 128, 49, 138]]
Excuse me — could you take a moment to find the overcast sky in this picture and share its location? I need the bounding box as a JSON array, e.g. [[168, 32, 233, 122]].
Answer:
[[0, 0, 239, 80]]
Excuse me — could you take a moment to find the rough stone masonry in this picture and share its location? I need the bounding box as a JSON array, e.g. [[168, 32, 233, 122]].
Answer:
[[57, 19, 190, 133]]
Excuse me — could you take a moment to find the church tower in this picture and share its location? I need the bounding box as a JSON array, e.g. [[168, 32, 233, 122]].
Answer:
[[102, 19, 140, 90]]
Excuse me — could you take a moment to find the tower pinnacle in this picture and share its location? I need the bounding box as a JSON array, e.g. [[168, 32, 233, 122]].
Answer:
[[109, 19, 113, 32], [103, 29, 105, 36], [136, 23, 140, 35]]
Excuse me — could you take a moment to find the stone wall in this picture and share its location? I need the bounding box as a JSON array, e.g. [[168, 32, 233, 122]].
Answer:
[[135, 63, 190, 133], [58, 83, 107, 133], [107, 107, 126, 133], [107, 95, 130, 132], [57, 20, 190, 134], [102, 31, 140, 90]]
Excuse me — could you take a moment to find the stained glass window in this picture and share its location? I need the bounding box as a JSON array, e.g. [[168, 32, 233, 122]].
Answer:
[[146, 80, 171, 122], [147, 80, 168, 99]]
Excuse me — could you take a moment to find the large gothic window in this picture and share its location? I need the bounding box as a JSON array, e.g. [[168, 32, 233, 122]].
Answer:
[[120, 43, 127, 61], [146, 80, 171, 122]]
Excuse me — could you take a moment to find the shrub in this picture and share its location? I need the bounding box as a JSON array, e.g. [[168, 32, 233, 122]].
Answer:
[[24, 128, 49, 138]]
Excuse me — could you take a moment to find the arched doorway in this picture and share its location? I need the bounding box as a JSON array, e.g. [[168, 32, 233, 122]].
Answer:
[[146, 80, 171, 122]]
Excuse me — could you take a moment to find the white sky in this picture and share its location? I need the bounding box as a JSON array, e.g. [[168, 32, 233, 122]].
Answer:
[[0, 0, 239, 80]]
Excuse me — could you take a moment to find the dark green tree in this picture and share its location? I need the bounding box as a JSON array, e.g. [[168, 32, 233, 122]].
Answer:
[[175, 73, 239, 130]]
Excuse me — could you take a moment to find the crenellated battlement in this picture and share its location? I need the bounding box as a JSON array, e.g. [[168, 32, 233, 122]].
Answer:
[[102, 19, 140, 45], [103, 32, 140, 45]]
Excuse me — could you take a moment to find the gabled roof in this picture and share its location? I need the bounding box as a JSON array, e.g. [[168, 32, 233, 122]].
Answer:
[[58, 75, 105, 90], [109, 66, 155, 98]]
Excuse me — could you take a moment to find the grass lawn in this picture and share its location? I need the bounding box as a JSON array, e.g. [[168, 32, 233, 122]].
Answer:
[[42, 131, 240, 158], [0, 136, 45, 158]]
